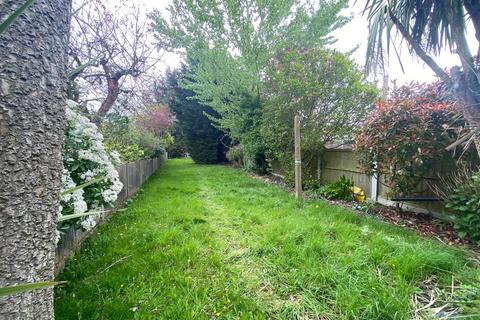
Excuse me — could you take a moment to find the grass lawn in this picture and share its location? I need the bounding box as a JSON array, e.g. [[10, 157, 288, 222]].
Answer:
[[55, 158, 480, 319]]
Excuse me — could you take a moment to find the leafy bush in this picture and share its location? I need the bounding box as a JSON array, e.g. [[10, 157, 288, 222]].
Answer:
[[445, 172, 480, 241], [230, 95, 268, 174], [311, 176, 354, 201], [262, 48, 377, 184], [355, 81, 473, 196], [226, 145, 245, 168], [59, 101, 124, 241], [100, 110, 171, 163], [104, 142, 145, 163], [166, 124, 188, 158]]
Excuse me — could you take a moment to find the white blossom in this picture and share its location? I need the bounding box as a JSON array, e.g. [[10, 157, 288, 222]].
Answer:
[[109, 151, 121, 165], [102, 189, 118, 203], [58, 100, 124, 236], [55, 230, 61, 244], [81, 215, 97, 232]]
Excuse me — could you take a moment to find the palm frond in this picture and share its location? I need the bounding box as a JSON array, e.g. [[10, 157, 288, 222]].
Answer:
[[362, 0, 471, 74], [0, 0, 35, 36], [0, 281, 65, 297], [61, 176, 106, 196], [58, 211, 108, 222]]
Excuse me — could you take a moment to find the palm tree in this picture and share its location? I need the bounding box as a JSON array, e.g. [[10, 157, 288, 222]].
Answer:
[[364, 0, 480, 154], [0, 0, 72, 318]]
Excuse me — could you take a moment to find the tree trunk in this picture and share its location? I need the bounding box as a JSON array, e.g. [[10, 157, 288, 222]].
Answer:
[[451, 66, 480, 158], [0, 1, 71, 319], [94, 80, 120, 124]]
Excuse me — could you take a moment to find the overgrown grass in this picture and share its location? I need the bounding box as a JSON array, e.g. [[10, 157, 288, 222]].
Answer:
[[55, 158, 480, 319]]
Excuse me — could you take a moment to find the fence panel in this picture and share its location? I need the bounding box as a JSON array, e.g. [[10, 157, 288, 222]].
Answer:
[[270, 144, 453, 219], [320, 149, 372, 198]]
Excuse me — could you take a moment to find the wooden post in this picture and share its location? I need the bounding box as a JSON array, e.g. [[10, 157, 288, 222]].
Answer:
[[294, 115, 302, 198], [370, 161, 378, 201]]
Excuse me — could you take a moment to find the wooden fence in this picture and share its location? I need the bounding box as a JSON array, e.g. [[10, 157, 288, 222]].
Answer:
[[318, 144, 447, 217], [272, 144, 451, 219], [55, 154, 167, 274]]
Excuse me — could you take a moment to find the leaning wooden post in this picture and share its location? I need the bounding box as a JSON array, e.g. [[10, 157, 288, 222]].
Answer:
[[294, 115, 302, 198]]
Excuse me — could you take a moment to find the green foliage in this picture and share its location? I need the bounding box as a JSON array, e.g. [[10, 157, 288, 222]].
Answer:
[[101, 112, 166, 163], [162, 68, 227, 164], [226, 145, 245, 168], [223, 95, 267, 173], [262, 48, 377, 183], [104, 142, 144, 163], [60, 176, 106, 197], [356, 199, 377, 214], [316, 176, 354, 201], [363, 0, 473, 77], [55, 159, 480, 319], [150, 0, 349, 172], [445, 172, 480, 241], [58, 211, 106, 222], [151, 0, 349, 55], [355, 81, 472, 196], [59, 101, 124, 238], [166, 124, 188, 158]]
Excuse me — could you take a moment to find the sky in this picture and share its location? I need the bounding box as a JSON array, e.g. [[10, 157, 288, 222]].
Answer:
[[140, 0, 477, 87], [330, 1, 476, 85]]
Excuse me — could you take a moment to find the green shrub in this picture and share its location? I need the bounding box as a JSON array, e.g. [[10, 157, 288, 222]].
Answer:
[[226, 145, 245, 167], [315, 176, 354, 201], [261, 48, 377, 185], [445, 172, 480, 241], [100, 112, 169, 163], [166, 125, 188, 158], [355, 81, 475, 197], [104, 142, 144, 163]]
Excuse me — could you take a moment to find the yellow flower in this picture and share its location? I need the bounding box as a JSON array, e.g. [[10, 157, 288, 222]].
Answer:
[[216, 312, 221, 317]]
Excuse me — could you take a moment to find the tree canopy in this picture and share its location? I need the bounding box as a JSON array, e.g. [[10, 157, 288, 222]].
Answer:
[[150, 0, 350, 168], [161, 68, 227, 164]]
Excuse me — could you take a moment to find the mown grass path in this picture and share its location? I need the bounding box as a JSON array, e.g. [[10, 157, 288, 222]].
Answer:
[[55, 159, 479, 319]]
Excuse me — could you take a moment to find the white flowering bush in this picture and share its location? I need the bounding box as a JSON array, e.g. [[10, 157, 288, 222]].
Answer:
[[58, 100, 123, 238]]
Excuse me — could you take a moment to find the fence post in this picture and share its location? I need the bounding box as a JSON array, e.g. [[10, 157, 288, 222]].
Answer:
[[370, 161, 378, 201], [316, 151, 321, 181], [125, 163, 130, 199], [294, 115, 302, 199]]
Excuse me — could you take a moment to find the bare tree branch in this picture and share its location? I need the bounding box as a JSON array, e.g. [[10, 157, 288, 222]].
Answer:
[[68, 0, 163, 120]]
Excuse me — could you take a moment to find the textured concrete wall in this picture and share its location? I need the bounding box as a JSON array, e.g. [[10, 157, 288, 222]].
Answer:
[[0, 1, 71, 319]]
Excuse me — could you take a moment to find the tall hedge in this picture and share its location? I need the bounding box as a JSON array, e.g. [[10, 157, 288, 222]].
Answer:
[[162, 68, 227, 164]]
